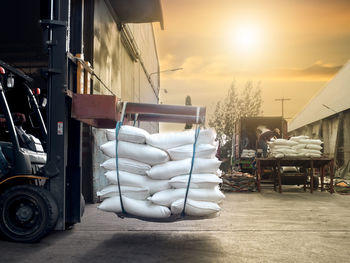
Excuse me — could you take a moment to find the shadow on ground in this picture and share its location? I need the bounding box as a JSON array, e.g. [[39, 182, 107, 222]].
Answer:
[[77, 232, 224, 263]]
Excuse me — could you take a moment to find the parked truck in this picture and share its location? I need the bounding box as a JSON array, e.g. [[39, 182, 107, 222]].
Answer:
[[234, 116, 288, 172]]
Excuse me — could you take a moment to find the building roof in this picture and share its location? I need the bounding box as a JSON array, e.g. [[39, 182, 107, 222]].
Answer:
[[109, 0, 164, 29], [289, 60, 350, 131]]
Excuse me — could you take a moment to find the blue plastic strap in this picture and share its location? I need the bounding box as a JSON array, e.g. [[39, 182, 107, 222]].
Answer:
[[115, 121, 126, 215], [181, 126, 200, 217], [115, 102, 128, 215], [133, 113, 139, 127]]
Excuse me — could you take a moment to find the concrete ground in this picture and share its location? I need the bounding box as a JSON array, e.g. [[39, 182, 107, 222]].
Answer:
[[1, 186, 350, 263]]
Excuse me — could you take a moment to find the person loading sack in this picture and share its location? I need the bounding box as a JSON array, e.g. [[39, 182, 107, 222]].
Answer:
[[258, 128, 281, 157]]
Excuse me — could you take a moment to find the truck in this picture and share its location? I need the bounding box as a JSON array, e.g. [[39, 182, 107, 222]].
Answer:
[[234, 116, 288, 172], [234, 116, 318, 189]]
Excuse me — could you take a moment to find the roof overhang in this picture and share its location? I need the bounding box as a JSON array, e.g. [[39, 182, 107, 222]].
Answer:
[[108, 0, 164, 29]]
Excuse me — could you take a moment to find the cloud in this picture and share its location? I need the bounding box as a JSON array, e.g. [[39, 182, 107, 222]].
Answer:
[[160, 54, 342, 82], [266, 62, 342, 81]]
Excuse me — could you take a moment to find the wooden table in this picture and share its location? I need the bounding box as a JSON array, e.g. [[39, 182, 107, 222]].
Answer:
[[256, 157, 334, 193]]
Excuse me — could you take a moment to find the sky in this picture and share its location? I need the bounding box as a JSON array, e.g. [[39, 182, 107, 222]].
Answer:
[[154, 0, 350, 131]]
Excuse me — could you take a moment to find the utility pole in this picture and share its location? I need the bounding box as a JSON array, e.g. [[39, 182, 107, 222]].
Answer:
[[275, 97, 291, 138]]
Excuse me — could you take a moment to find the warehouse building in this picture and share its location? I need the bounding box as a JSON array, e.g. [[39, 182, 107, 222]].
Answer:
[[88, 1, 164, 202], [288, 61, 350, 177]]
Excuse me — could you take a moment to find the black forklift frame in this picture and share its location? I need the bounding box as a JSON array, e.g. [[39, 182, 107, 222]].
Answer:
[[42, 0, 83, 229]]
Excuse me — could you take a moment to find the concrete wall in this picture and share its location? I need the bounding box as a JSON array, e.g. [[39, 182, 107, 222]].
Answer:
[[91, 0, 160, 201]]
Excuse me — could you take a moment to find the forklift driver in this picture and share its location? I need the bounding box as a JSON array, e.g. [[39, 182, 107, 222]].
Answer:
[[12, 112, 37, 152]]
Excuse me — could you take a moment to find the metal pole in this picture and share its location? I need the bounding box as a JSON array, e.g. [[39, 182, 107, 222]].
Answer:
[[275, 98, 291, 138]]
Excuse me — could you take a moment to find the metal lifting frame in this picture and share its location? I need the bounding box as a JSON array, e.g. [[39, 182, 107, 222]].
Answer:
[[119, 102, 206, 125], [71, 93, 206, 128]]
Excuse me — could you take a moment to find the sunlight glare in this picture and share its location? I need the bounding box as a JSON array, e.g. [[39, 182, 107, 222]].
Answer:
[[232, 23, 262, 53]]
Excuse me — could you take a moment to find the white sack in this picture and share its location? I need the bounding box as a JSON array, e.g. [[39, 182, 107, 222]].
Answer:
[[148, 187, 225, 207], [171, 199, 220, 216], [97, 185, 149, 200], [100, 141, 169, 165], [292, 144, 307, 150], [290, 135, 309, 142], [269, 145, 292, 150], [272, 148, 297, 154], [106, 126, 150, 143], [146, 158, 221, 180], [169, 174, 222, 189], [273, 139, 298, 146], [105, 170, 170, 194], [100, 158, 151, 175], [146, 129, 217, 150], [167, 144, 217, 161], [197, 129, 216, 145], [306, 144, 322, 150], [146, 130, 194, 150], [298, 149, 322, 155], [299, 139, 323, 145], [98, 196, 171, 219], [273, 153, 285, 158]]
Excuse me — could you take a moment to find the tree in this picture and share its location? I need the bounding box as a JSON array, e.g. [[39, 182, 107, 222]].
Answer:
[[209, 81, 262, 143], [184, 95, 193, 129], [208, 81, 262, 171]]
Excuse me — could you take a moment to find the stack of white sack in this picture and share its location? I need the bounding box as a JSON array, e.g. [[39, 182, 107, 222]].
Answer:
[[98, 126, 171, 219], [241, 149, 256, 158], [290, 136, 323, 158], [268, 136, 323, 158], [98, 126, 225, 219]]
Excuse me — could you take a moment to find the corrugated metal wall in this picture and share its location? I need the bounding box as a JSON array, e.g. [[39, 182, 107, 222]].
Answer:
[[289, 109, 350, 173]]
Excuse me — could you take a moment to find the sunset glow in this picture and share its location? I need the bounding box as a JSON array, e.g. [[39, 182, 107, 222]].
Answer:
[[155, 0, 350, 131]]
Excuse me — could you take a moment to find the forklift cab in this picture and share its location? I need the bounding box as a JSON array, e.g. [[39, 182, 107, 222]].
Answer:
[[0, 63, 58, 243]]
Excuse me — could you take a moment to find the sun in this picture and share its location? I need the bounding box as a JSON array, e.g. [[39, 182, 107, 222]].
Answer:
[[232, 23, 262, 53]]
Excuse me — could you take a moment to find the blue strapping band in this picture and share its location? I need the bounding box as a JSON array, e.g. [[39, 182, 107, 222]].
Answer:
[[115, 121, 126, 215], [181, 126, 200, 217], [133, 113, 139, 127]]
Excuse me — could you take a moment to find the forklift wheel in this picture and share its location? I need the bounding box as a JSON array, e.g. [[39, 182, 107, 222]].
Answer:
[[0, 185, 58, 243]]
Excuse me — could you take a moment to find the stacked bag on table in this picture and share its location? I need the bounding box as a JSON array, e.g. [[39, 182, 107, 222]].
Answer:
[[241, 149, 256, 158], [97, 126, 224, 219], [268, 136, 323, 158]]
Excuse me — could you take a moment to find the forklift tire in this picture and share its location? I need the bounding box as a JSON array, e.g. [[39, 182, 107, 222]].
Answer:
[[0, 185, 58, 243]]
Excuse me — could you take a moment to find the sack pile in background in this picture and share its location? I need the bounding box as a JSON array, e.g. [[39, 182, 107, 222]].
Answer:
[[268, 136, 323, 158], [241, 149, 256, 158], [97, 126, 225, 219], [221, 171, 256, 192]]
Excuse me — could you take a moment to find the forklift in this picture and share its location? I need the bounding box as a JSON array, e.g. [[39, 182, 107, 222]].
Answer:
[[0, 60, 58, 242], [0, 0, 164, 243]]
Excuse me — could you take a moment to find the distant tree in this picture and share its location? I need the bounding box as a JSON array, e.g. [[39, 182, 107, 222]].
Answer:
[[209, 81, 262, 171], [184, 95, 193, 129], [209, 81, 262, 143]]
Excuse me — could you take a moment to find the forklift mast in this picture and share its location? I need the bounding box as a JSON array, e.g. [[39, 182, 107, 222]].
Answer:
[[42, 0, 83, 229]]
